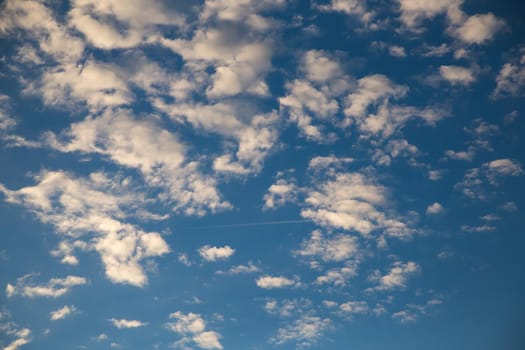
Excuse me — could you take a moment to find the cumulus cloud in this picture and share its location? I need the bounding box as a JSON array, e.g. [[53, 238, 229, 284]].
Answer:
[[455, 159, 523, 199], [6, 275, 87, 298], [110, 318, 146, 329], [263, 177, 297, 210], [294, 230, 358, 265], [264, 298, 312, 318], [300, 169, 412, 238], [50, 305, 77, 321], [198, 245, 235, 262], [453, 13, 505, 45], [166, 311, 223, 350], [492, 48, 525, 99], [315, 264, 359, 286], [426, 203, 444, 215], [46, 108, 231, 215], [256, 275, 298, 289], [439, 66, 476, 85], [0, 312, 32, 350], [269, 315, 331, 348], [0, 171, 170, 287], [370, 261, 420, 291]]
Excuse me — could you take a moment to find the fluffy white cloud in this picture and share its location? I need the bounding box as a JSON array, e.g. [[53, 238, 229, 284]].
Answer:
[[167, 311, 223, 350], [453, 13, 505, 44], [198, 245, 235, 262], [439, 66, 476, 85], [492, 48, 525, 98], [0, 170, 171, 287], [370, 261, 420, 291], [256, 275, 298, 289], [396, 0, 463, 30], [193, 331, 223, 350], [455, 159, 523, 199], [69, 0, 183, 50], [279, 79, 339, 141], [337, 301, 369, 316], [301, 50, 343, 83], [270, 315, 331, 348], [426, 202, 444, 215], [263, 177, 297, 210], [6, 275, 87, 298], [300, 169, 412, 238], [344, 74, 407, 121], [50, 305, 77, 321], [46, 108, 230, 215], [264, 299, 312, 318], [294, 230, 358, 264], [110, 318, 146, 329], [315, 264, 359, 286], [3, 328, 31, 350]]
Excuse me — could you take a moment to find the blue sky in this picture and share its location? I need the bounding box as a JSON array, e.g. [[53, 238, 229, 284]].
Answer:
[[0, 0, 524, 349]]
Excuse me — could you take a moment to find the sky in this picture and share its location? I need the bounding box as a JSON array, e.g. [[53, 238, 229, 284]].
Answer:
[[0, 0, 525, 349]]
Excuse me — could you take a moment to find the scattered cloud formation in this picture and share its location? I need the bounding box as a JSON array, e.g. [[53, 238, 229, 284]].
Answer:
[[110, 318, 146, 329], [6, 275, 87, 298], [167, 311, 223, 350], [198, 245, 235, 262], [50, 305, 77, 321], [426, 202, 444, 215], [256, 275, 298, 289]]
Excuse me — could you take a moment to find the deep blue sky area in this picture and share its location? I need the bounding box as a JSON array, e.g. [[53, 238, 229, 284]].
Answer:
[[0, 1, 524, 349]]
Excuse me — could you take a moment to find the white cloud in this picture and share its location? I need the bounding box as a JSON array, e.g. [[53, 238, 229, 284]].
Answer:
[[3, 328, 31, 350], [453, 13, 505, 44], [396, 0, 463, 30], [485, 159, 523, 183], [439, 66, 476, 85], [256, 275, 298, 289], [167, 311, 223, 350], [0, 170, 171, 287], [344, 74, 407, 121], [445, 149, 475, 161], [279, 79, 339, 141], [337, 301, 369, 316], [492, 48, 525, 99], [110, 318, 146, 329], [301, 50, 343, 83], [193, 331, 223, 350], [216, 262, 260, 275], [426, 202, 444, 215], [46, 108, 231, 215], [315, 264, 359, 286], [154, 101, 279, 175], [455, 159, 523, 199], [69, 0, 184, 50], [317, 0, 374, 24], [371, 261, 420, 291], [198, 245, 235, 262], [6, 275, 87, 298], [0, 313, 32, 350], [294, 230, 358, 264], [263, 178, 297, 210], [270, 315, 331, 348], [389, 45, 407, 58], [50, 305, 77, 321], [264, 299, 312, 318], [300, 169, 413, 238]]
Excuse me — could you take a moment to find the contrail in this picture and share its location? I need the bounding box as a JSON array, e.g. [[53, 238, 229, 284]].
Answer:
[[173, 219, 312, 231]]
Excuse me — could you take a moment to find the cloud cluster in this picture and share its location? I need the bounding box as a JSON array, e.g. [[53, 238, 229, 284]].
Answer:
[[6, 275, 87, 298], [167, 311, 223, 350]]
